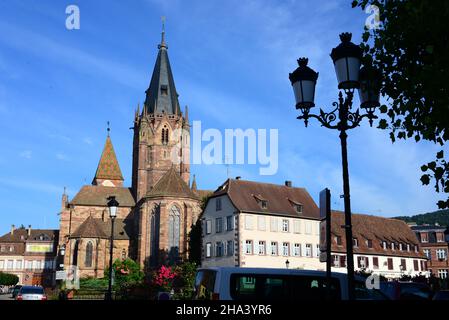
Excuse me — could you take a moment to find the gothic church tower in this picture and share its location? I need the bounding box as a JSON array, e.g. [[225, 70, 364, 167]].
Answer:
[[132, 27, 201, 268]]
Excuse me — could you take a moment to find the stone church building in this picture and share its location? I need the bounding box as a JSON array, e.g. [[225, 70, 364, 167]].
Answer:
[[58, 30, 206, 278]]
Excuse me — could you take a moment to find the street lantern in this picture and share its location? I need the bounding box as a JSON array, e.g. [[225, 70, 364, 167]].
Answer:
[[358, 65, 381, 109], [330, 32, 362, 90], [106, 196, 119, 300], [60, 244, 66, 256], [289, 57, 319, 110], [107, 196, 119, 219], [285, 259, 290, 269]]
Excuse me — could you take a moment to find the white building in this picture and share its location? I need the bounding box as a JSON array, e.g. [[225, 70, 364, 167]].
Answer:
[[201, 179, 325, 270]]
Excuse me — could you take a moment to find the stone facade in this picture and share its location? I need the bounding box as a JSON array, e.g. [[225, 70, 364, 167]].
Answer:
[[58, 31, 203, 279]]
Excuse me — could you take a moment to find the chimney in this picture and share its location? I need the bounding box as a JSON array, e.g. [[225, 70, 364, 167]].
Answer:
[[285, 180, 292, 187], [11, 225, 15, 235], [27, 225, 32, 236], [235, 176, 241, 180]]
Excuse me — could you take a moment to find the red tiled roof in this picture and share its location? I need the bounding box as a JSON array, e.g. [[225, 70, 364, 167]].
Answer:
[[331, 211, 424, 258], [71, 216, 133, 240], [146, 166, 199, 199], [70, 185, 135, 207], [92, 136, 124, 182], [211, 179, 320, 219]]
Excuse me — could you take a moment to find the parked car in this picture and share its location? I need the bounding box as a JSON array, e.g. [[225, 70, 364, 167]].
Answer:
[[11, 285, 22, 299], [194, 267, 389, 301], [15, 286, 47, 301], [379, 281, 432, 300], [433, 290, 449, 300]]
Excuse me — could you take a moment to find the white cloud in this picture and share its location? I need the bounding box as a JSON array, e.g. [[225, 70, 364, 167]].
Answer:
[[0, 177, 69, 195], [83, 137, 93, 145], [56, 153, 69, 161], [19, 150, 32, 159]]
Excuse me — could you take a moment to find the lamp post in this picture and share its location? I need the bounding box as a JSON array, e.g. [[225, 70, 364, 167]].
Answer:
[[285, 259, 290, 269], [289, 32, 381, 300], [106, 196, 119, 301]]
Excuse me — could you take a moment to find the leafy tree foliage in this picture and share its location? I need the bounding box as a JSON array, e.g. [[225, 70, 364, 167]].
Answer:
[[188, 218, 202, 265], [0, 272, 19, 286], [353, 0, 449, 208], [395, 209, 449, 227]]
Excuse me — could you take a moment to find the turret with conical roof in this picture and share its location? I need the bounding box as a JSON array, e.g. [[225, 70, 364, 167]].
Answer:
[[92, 135, 124, 187]]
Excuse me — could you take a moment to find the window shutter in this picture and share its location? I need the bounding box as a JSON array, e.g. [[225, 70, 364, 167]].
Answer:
[[365, 257, 369, 268], [373, 257, 379, 269], [340, 255, 346, 267]]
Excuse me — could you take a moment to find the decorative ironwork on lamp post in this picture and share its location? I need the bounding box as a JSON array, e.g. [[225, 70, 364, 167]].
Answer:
[[106, 196, 119, 301], [289, 32, 381, 300]]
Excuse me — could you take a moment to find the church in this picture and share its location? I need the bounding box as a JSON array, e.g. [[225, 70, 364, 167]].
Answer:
[[58, 29, 207, 278]]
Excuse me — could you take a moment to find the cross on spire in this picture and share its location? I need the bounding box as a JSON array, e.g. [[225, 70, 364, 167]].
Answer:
[[107, 121, 110, 137], [159, 16, 167, 49]]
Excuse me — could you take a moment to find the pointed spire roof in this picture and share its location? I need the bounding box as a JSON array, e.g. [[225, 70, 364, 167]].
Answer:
[[191, 174, 197, 191], [147, 166, 199, 199], [92, 136, 124, 185], [144, 24, 181, 115]]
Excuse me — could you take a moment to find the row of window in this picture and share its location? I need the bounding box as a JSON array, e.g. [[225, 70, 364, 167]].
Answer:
[[243, 241, 320, 258], [205, 216, 234, 235], [0, 259, 54, 271], [334, 236, 419, 253], [204, 215, 318, 235], [428, 269, 449, 279], [423, 248, 448, 260], [205, 241, 234, 258], [420, 231, 445, 243], [0, 245, 15, 253], [331, 255, 425, 272]]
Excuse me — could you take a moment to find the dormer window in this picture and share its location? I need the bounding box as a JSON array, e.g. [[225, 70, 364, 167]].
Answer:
[[253, 194, 268, 209], [382, 241, 387, 250], [295, 204, 303, 214], [407, 244, 410, 251], [399, 243, 403, 251], [391, 243, 395, 250], [353, 238, 358, 247], [366, 239, 373, 248], [261, 200, 268, 209], [335, 236, 342, 246]]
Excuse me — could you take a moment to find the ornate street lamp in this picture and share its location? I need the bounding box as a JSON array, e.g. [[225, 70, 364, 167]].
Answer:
[[106, 196, 119, 300], [289, 32, 381, 300]]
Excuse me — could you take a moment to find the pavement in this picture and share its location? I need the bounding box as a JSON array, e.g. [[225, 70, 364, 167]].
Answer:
[[0, 294, 14, 300]]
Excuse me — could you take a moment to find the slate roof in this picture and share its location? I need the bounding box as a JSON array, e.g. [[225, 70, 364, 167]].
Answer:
[[210, 179, 320, 219], [147, 166, 199, 199], [71, 216, 133, 240], [331, 211, 425, 258], [70, 185, 135, 207], [0, 228, 59, 243], [92, 136, 124, 183], [144, 32, 181, 115]]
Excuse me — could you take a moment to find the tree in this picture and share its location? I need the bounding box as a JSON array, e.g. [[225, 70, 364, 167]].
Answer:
[[0, 272, 19, 286], [188, 218, 202, 265], [104, 258, 144, 290], [352, 0, 449, 208]]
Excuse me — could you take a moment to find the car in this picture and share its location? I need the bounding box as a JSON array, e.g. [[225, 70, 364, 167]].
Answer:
[[433, 290, 449, 300], [11, 285, 22, 299], [15, 286, 47, 301], [379, 281, 432, 300], [194, 267, 389, 301]]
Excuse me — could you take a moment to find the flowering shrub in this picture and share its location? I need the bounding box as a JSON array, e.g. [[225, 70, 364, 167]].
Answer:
[[152, 265, 177, 292]]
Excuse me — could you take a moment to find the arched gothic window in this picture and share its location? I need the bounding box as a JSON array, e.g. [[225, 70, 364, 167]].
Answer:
[[161, 126, 169, 145], [72, 240, 79, 266], [168, 206, 181, 254], [85, 241, 93, 267]]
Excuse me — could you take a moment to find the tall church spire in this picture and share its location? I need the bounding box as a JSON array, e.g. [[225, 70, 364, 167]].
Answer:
[[144, 18, 181, 115], [92, 134, 124, 187]]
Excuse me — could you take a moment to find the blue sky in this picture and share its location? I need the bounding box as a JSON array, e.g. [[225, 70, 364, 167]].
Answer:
[[0, 0, 445, 235]]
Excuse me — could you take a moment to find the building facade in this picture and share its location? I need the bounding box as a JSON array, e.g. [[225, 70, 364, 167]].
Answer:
[[411, 224, 449, 279], [0, 226, 59, 287], [201, 179, 324, 271], [201, 179, 427, 280], [331, 212, 427, 279], [58, 30, 203, 278]]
